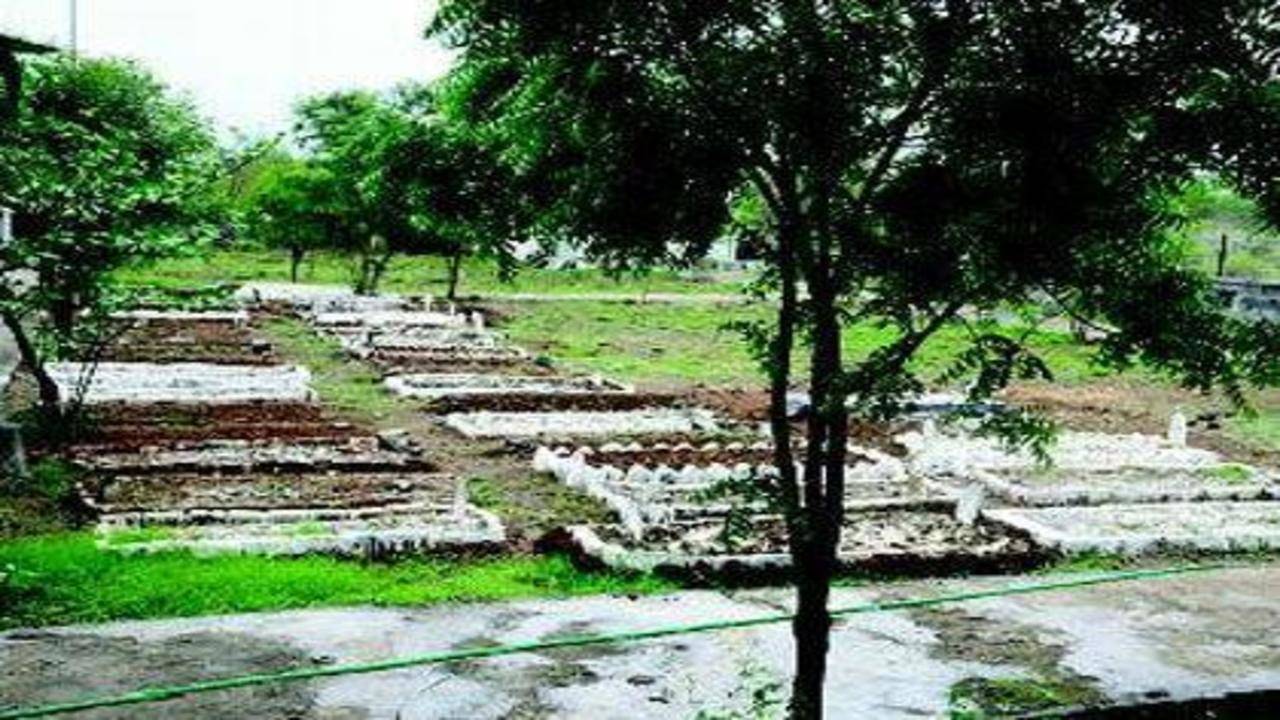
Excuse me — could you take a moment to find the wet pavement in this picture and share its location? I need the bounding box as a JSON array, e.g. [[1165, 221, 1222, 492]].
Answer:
[[2, 564, 1278, 718]]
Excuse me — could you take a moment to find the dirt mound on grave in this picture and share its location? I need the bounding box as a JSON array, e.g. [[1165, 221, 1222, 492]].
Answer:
[[89, 471, 456, 513], [584, 446, 777, 468], [72, 402, 363, 452], [98, 320, 278, 365]]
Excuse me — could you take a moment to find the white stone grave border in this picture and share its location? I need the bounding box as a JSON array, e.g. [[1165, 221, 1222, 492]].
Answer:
[[444, 408, 720, 439], [967, 467, 1280, 508], [985, 502, 1280, 555], [47, 362, 316, 406], [98, 505, 507, 558], [385, 373, 634, 400]]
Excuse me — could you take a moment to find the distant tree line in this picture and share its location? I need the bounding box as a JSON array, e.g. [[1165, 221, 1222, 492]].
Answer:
[[239, 83, 521, 299]]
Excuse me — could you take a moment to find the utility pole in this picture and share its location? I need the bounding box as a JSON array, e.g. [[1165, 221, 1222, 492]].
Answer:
[[69, 0, 78, 56]]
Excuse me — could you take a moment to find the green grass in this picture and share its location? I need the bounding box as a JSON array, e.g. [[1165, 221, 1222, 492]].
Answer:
[[116, 248, 749, 298], [0, 533, 676, 629], [259, 317, 407, 426], [1203, 463, 1255, 485], [502, 301, 1103, 388], [1228, 409, 1280, 452], [949, 676, 1103, 719]]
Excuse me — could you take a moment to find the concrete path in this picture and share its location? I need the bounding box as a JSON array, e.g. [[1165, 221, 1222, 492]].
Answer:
[[2, 565, 1279, 719]]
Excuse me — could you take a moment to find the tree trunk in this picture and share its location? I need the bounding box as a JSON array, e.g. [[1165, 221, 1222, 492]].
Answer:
[[1, 310, 63, 431], [356, 236, 391, 296], [446, 249, 464, 301], [290, 246, 305, 284], [791, 542, 834, 720], [789, 329, 844, 718], [789, 213, 846, 719], [49, 294, 76, 340], [1217, 233, 1229, 278]]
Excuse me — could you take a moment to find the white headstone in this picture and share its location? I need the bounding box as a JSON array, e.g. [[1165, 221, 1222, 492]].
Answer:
[[1168, 409, 1188, 448], [955, 484, 986, 526]]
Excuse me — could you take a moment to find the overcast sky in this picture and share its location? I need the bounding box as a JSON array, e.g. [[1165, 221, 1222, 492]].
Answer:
[[0, 1, 454, 138]]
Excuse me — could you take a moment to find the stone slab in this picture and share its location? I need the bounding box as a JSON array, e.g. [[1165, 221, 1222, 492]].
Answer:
[[387, 373, 632, 400], [47, 363, 315, 405], [987, 501, 1280, 554], [445, 409, 719, 439]]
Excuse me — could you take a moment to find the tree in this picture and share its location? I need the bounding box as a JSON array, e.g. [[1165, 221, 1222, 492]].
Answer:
[[293, 87, 518, 298], [0, 55, 220, 430], [294, 91, 416, 295], [0, 34, 54, 120], [430, 3, 1280, 717], [245, 157, 345, 283], [382, 87, 524, 300]]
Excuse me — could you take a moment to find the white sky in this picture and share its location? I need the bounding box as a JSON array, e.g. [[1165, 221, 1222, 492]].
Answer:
[[0, 1, 455, 138]]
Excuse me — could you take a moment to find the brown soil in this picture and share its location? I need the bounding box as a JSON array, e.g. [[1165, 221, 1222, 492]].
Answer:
[[687, 387, 772, 422], [92, 471, 457, 513], [72, 402, 363, 453], [586, 447, 776, 468], [573, 510, 1046, 584], [98, 320, 278, 365], [1003, 380, 1280, 466]]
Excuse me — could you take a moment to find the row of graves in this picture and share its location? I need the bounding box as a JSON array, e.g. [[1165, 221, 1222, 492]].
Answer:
[[530, 412, 1280, 580], [530, 416, 1280, 581], [39, 281, 1280, 582], [50, 294, 502, 557], [248, 282, 1280, 581]]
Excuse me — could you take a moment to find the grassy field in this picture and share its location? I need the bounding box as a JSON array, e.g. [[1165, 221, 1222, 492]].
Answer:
[[0, 534, 673, 629], [502, 300, 1104, 388], [116, 248, 749, 298]]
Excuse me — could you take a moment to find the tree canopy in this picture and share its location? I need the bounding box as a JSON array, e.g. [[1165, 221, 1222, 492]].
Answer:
[[430, 2, 1280, 716], [282, 85, 519, 297], [0, 55, 221, 425]]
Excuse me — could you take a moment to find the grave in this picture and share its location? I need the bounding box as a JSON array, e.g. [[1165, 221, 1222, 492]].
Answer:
[[347, 328, 509, 352], [79, 437, 431, 475], [113, 309, 250, 325], [445, 408, 720, 438], [971, 465, 1277, 507], [80, 435, 506, 557], [386, 373, 632, 400], [234, 282, 422, 314], [558, 507, 1042, 580], [986, 501, 1280, 554], [103, 311, 275, 365], [70, 401, 363, 453], [312, 309, 472, 332], [906, 428, 1274, 507], [47, 362, 315, 405], [534, 441, 922, 537], [99, 507, 506, 557], [905, 429, 1222, 476]]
